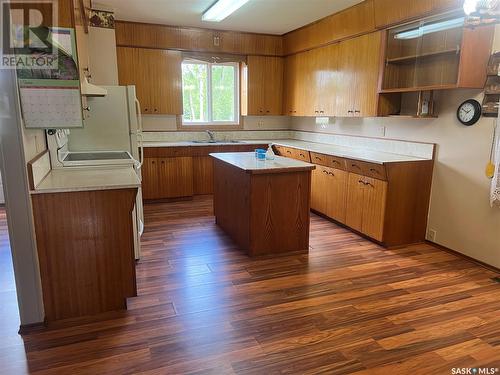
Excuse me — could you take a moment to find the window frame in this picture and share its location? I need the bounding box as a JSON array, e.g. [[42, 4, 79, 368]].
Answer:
[[180, 59, 241, 128]]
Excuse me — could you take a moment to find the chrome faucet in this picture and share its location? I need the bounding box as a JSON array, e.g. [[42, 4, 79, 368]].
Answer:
[[206, 130, 216, 142]]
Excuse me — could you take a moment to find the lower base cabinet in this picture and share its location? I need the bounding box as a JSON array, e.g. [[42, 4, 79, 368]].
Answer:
[[142, 157, 193, 199], [311, 165, 348, 223], [289, 146, 433, 247], [345, 172, 387, 242], [142, 144, 268, 200]]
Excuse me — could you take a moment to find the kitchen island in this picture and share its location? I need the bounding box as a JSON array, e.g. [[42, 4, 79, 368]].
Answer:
[[211, 152, 315, 256]]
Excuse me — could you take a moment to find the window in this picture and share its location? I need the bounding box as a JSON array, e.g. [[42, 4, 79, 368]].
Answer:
[[182, 60, 239, 126]]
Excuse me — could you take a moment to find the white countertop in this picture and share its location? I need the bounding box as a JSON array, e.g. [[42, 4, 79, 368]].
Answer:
[[210, 152, 315, 174], [143, 139, 429, 164], [31, 167, 141, 194], [272, 140, 429, 164]]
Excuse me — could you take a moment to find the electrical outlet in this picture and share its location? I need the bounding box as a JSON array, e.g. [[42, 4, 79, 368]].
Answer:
[[258, 120, 264, 127], [379, 126, 386, 137], [427, 229, 437, 242]]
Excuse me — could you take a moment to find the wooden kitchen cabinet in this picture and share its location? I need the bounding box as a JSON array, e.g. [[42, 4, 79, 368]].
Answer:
[[117, 47, 182, 115], [142, 157, 193, 199], [311, 165, 348, 223], [374, 0, 462, 28], [242, 56, 284, 116], [142, 144, 268, 200], [158, 157, 193, 198], [374, 0, 433, 28], [142, 158, 160, 200], [337, 32, 382, 117], [345, 172, 387, 241], [280, 147, 434, 247]]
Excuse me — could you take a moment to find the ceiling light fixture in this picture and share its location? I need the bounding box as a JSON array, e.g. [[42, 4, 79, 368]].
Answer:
[[394, 17, 465, 39], [202, 0, 251, 22]]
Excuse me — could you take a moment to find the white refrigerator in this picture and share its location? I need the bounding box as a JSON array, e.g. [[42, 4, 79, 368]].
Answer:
[[67, 85, 144, 259]]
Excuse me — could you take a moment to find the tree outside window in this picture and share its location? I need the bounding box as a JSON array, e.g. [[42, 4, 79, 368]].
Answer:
[[182, 60, 239, 125]]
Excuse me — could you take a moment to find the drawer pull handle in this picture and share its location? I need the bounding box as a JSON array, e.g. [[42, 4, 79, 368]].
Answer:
[[369, 168, 380, 174], [286, 150, 292, 154], [358, 180, 366, 185], [315, 156, 321, 160]]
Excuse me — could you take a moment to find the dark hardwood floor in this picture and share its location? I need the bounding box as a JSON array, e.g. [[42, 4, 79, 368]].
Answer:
[[1, 196, 499, 374]]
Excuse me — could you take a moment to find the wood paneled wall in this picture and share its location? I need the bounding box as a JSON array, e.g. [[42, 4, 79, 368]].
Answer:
[[115, 21, 284, 56], [283, 0, 377, 55], [283, 0, 463, 55], [115, 0, 465, 58]]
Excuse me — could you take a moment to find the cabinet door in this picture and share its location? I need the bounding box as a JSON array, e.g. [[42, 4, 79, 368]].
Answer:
[[374, 0, 433, 28], [345, 173, 366, 233], [325, 168, 348, 224], [193, 156, 214, 195], [246, 56, 284, 116], [316, 44, 339, 116], [142, 158, 159, 200], [149, 49, 183, 115], [283, 54, 298, 116], [117, 47, 153, 113], [311, 167, 329, 214], [338, 32, 382, 117], [263, 56, 284, 115], [158, 157, 194, 198], [362, 177, 387, 242], [117, 48, 182, 115]]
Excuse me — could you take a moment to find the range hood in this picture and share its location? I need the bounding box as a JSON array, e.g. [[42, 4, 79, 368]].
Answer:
[[81, 76, 108, 97]]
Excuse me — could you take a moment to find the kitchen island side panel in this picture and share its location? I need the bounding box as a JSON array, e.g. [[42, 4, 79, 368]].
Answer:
[[249, 171, 311, 256], [213, 159, 251, 251]]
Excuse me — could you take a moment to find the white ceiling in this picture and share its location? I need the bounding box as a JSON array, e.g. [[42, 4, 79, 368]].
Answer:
[[95, 0, 364, 35]]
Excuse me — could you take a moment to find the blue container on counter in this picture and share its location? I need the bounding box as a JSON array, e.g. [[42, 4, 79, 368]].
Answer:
[[255, 149, 266, 160]]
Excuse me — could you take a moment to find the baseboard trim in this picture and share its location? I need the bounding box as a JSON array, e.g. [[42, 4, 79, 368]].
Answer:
[[18, 321, 46, 335], [426, 240, 500, 274]]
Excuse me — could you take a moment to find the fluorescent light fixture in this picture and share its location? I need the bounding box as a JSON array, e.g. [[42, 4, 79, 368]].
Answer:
[[463, 0, 479, 15], [202, 0, 251, 22], [394, 17, 465, 39]]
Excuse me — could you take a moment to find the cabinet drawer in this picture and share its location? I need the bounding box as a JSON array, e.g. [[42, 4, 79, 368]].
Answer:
[[156, 147, 192, 157], [347, 160, 387, 181], [310, 152, 346, 170], [293, 148, 311, 162], [273, 145, 286, 156]]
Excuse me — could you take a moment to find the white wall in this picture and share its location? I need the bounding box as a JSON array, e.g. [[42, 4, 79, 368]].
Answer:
[[292, 88, 500, 268]]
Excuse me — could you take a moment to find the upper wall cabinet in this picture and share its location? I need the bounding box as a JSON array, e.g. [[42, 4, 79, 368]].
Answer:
[[241, 56, 284, 116], [374, 0, 462, 28], [115, 22, 283, 56], [284, 0, 376, 55], [283, 44, 339, 117], [380, 14, 495, 93], [374, 0, 433, 28], [284, 31, 382, 118], [117, 47, 183, 115], [337, 32, 382, 117]]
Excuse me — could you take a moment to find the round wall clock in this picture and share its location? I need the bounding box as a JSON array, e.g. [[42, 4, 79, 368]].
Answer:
[[457, 99, 482, 126]]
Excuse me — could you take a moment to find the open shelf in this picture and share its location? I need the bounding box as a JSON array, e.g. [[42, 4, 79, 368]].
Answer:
[[380, 84, 457, 93], [386, 114, 438, 119], [386, 48, 460, 65]]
